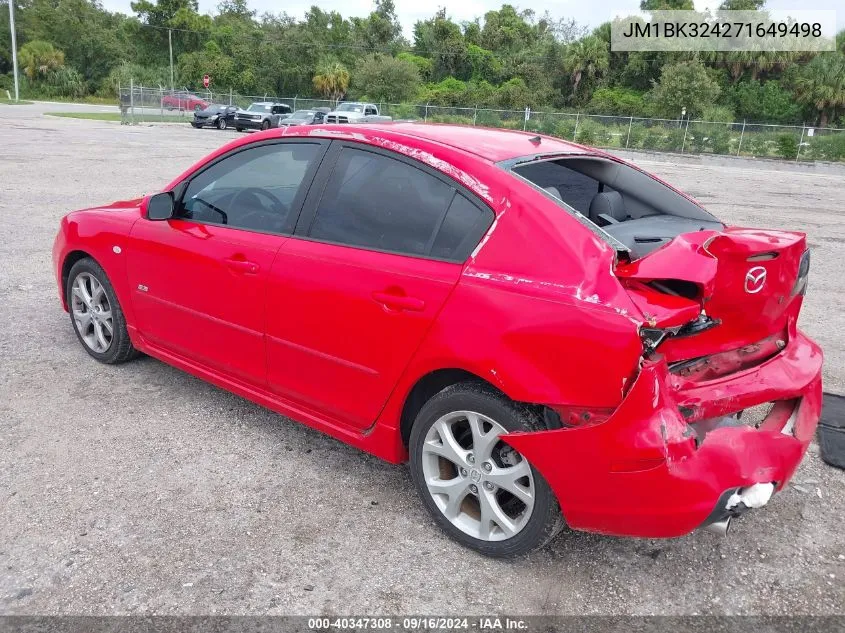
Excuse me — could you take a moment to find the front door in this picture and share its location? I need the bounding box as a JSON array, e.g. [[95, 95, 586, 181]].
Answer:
[[127, 139, 328, 386]]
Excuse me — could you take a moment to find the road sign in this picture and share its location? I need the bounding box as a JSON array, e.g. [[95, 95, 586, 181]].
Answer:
[[203, 74, 210, 88]]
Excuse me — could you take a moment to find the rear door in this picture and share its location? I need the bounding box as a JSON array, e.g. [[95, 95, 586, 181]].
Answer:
[[265, 142, 495, 430]]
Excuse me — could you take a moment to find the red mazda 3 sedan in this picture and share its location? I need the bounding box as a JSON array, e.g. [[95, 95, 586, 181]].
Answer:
[[53, 123, 822, 557]]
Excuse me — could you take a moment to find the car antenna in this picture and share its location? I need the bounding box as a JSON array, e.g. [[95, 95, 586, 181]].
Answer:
[[529, 135, 542, 144]]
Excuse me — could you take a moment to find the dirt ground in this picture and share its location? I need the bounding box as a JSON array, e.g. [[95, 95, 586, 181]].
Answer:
[[0, 102, 843, 615]]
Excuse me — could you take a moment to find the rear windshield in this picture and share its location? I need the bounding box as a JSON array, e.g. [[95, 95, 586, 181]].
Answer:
[[504, 155, 628, 252]]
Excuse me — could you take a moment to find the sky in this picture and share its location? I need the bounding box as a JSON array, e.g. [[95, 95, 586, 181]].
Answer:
[[96, 0, 844, 36]]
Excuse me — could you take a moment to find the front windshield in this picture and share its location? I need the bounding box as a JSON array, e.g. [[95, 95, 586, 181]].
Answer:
[[289, 110, 314, 120], [336, 103, 363, 112], [207, 105, 226, 112], [248, 104, 271, 112]]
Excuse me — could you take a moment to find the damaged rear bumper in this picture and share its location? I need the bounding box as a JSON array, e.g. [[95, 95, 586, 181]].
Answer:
[[503, 330, 823, 538]]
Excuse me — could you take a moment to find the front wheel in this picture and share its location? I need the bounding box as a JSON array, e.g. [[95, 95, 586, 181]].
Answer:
[[217, 117, 227, 130], [67, 258, 139, 364], [261, 119, 270, 131], [409, 383, 564, 557]]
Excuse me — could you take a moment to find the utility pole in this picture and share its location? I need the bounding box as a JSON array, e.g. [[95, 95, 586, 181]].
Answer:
[[168, 29, 174, 92], [8, 0, 20, 101]]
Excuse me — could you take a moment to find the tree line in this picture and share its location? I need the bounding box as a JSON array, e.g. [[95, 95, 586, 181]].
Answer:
[[1, 0, 845, 127]]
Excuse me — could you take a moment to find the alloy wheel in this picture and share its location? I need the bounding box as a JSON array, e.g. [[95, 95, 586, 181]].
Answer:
[[421, 411, 535, 541], [70, 272, 113, 353]]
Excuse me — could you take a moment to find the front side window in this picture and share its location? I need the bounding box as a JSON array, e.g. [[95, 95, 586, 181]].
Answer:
[[308, 147, 494, 261], [180, 143, 321, 234]]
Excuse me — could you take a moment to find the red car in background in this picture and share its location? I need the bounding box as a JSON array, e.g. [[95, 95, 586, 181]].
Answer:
[[161, 91, 210, 111], [52, 124, 821, 557]]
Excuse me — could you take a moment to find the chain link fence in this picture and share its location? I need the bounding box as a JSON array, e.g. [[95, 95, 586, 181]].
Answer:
[[118, 82, 845, 163]]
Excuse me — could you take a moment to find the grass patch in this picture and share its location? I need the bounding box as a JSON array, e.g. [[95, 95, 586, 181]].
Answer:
[[0, 98, 34, 105], [47, 112, 188, 123]]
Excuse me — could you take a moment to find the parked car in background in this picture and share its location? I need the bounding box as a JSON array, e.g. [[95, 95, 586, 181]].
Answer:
[[53, 123, 820, 557], [234, 102, 293, 131], [325, 102, 392, 124], [191, 104, 239, 130], [161, 92, 210, 112], [278, 108, 330, 127]]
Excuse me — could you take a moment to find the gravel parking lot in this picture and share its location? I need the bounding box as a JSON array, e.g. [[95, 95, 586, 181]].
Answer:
[[1, 102, 843, 616]]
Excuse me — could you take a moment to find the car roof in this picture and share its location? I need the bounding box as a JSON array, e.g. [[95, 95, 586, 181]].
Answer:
[[296, 122, 585, 163]]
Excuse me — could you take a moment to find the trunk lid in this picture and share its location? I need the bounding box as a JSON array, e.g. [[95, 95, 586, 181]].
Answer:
[[616, 228, 808, 363]]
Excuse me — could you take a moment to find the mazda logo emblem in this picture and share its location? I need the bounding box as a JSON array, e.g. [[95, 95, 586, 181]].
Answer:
[[745, 266, 767, 294]]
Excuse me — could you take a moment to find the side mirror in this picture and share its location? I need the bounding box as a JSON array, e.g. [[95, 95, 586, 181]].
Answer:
[[145, 192, 174, 220]]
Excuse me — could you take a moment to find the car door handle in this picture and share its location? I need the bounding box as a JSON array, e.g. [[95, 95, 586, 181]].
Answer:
[[372, 291, 425, 312], [224, 258, 259, 274]]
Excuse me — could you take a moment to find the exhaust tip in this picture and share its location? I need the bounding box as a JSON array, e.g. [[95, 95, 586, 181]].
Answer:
[[702, 517, 731, 537]]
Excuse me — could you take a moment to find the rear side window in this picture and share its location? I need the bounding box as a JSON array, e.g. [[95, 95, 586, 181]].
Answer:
[[430, 194, 490, 260], [309, 148, 453, 257], [308, 147, 494, 261]]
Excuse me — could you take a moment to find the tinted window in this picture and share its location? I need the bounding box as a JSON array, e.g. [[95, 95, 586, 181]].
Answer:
[[309, 148, 453, 257], [431, 194, 491, 260], [181, 143, 320, 234]]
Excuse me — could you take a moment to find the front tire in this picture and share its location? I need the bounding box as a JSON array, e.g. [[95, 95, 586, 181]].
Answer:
[[261, 119, 270, 130], [409, 382, 564, 557], [66, 258, 139, 365], [217, 117, 227, 130]]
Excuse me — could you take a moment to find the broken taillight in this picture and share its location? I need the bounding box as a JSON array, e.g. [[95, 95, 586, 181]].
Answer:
[[792, 249, 810, 296]]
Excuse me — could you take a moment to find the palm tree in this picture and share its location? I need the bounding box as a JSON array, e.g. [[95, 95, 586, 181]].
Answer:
[[562, 36, 609, 97], [18, 41, 65, 81], [793, 52, 845, 127], [312, 61, 350, 102]]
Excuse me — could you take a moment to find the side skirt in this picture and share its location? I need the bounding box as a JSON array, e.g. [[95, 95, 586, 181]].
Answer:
[[132, 332, 406, 464]]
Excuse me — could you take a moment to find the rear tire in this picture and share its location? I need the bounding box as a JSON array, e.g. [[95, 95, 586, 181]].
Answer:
[[66, 257, 139, 365], [409, 382, 564, 557], [235, 127, 244, 132]]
